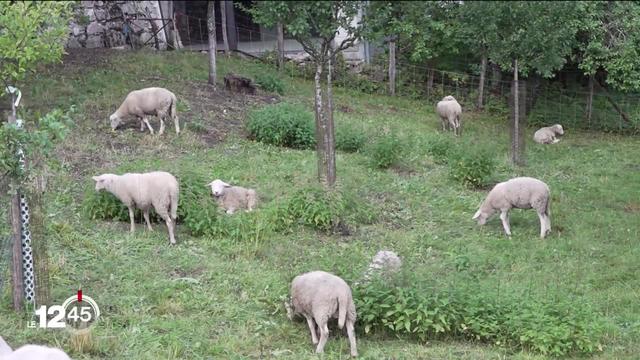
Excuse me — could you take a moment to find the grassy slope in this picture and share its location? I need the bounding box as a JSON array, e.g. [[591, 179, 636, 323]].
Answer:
[[1, 50, 639, 359]]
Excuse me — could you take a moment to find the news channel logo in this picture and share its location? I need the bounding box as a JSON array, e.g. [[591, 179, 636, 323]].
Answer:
[[28, 290, 100, 331]]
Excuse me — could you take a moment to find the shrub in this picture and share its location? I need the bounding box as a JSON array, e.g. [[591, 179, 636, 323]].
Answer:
[[449, 150, 495, 188], [368, 133, 403, 169], [336, 123, 367, 153], [255, 72, 285, 95], [425, 136, 457, 165], [246, 103, 316, 149], [275, 187, 347, 233]]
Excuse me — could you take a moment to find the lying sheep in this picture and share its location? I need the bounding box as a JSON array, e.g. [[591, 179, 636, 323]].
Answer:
[[472, 177, 551, 238], [285, 271, 357, 357], [533, 124, 564, 144], [207, 179, 257, 214], [0, 336, 71, 360], [436, 95, 462, 136], [110, 87, 180, 135], [92, 171, 179, 244]]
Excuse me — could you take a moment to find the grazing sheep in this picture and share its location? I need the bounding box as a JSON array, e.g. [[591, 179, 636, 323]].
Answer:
[[109, 87, 180, 135], [436, 95, 462, 136], [285, 271, 357, 357], [207, 179, 257, 214], [0, 336, 71, 360], [472, 177, 551, 238], [92, 171, 179, 244], [533, 124, 564, 144], [360, 250, 402, 284]]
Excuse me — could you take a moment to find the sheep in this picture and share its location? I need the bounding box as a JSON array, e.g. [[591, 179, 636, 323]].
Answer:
[[0, 336, 71, 360], [359, 250, 402, 285], [109, 87, 180, 135], [285, 271, 358, 357], [472, 177, 551, 238], [207, 179, 257, 214], [533, 124, 564, 144], [92, 171, 179, 244], [436, 95, 462, 136]]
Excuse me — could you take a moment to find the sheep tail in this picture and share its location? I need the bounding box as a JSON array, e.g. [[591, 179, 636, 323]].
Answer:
[[337, 293, 348, 329], [170, 187, 178, 220]]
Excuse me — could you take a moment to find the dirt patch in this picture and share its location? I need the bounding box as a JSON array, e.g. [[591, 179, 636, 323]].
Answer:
[[338, 104, 354, 113], [391, 164, 417, 177], [623, 202, 640, 213]]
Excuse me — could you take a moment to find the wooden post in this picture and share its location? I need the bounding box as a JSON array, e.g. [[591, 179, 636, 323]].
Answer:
[[221, 0, 230, 56], [207, 1, 217, 88], [8, 92, 24, 311], [477, 52, 487, 110], [511, 59, 520, 166], [586, 74, 594, 127], [277, 22, 284, 70], [388, 39, 396, 96]]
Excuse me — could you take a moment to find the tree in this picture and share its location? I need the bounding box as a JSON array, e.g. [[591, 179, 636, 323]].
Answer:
[[0, 1, 73, 311], [220, 1, 230, 56], [250, 1, 365, 187], [207, 1, 217, 87]]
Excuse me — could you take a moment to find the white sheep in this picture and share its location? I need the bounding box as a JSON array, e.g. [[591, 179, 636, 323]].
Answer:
[[436, 95, 462, 136], [285, 271, 358, 357], [472, 177, 551, 238], [92, 171, 179, 244], [110, 87, 180, 135], [360, 250, 402, 284], [533, 124, 564, 144], [0, 336, 71, 360], [207, 179, 257, 214]]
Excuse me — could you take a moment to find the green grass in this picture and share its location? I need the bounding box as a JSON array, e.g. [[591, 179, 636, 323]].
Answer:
[[1, 49, 639, 359]]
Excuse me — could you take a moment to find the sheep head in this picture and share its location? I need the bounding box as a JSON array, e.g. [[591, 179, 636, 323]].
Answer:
[[109, 113, 122, 131], [472, 209, 489, 225], [553, 124, 564, 135], [208, 179, 231, 197], [92, 174, 116, 191]]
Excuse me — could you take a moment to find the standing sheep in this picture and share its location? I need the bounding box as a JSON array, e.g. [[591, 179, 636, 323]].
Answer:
[[92, 171, 179, 244], [285, 271, 358, 357], [207, 179, 257, 214], [110, 87, 180, 135], [436, 95, 462, 136], [472, 177, 551, 238], [533, 124, 564, 144]]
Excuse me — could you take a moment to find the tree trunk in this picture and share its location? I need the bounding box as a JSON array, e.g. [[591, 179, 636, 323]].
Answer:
[[426, 67, 435, 95], [586, 74, 594, 127], [477, 52, 487, 110], [314, 62, 327, 184], [388, 40, 396, 96], [220, 1, 230, 56], [325, 54, 337, 187], [511, 59, 523, 166], [207, 1, 217, 87], [8, 93, 24, 311], [593, 77, 632, 125], [277, 23, 284, 70]]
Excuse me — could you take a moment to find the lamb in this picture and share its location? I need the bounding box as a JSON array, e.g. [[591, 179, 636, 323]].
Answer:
[[285, 271, 358, 357], [533, 124, 564, 144], [436, 95, 462, 136], [0, 336, 71, 360], [472, 177, 551, 238], [92, 171, 179, 244], [207, 179, 257, 214], [109, 87, 180, 135]]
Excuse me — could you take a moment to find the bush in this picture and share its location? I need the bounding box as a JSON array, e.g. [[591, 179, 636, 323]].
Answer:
[[255, 72, 285, 95], [336, 123, 367, 153], [275, 187, 347, 233], [425, 136, 457, 165], [368, 133, 403, 169], [449, 150, 495, 188], [246, 103, 316, 149]]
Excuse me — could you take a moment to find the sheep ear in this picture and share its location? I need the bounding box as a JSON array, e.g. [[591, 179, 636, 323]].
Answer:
[[222, 181, 231, 188], [472, 210, 481, 220], [92, 176, 100, 182]]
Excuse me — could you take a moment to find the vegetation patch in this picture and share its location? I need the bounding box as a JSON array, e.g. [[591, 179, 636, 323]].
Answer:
[[246, 102, 316, 149]]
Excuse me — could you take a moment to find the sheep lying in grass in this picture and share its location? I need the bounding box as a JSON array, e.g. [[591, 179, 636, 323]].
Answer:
[[473, 177, 551, 238], [534, 124, 564, 144], [436, 95, 462, 136], [285, 271, 358, 357], [110, 87, 180, 135], [0, 336, 71, 360], [207, 179, 257, 214], [92, 171, 179, 244]]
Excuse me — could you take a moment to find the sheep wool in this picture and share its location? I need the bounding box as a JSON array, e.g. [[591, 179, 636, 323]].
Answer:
[[0, 336, 71, 360], [110, 87, 180, 135], [208, 179, 257, 214], [360, 250, 402, 284], [436, 95, 462, 136], [473, 177, 551, 238], [92, 171, 179, 244], [533, 124, 564, 144], [286, 271, 358, 357]]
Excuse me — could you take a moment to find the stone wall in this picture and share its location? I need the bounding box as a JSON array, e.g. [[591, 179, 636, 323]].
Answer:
[[67, 1, 168, 49]]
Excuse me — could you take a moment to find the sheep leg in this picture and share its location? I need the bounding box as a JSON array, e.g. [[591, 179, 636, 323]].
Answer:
[[538, 212, 551, 238], [128, 207, 136, 234], [315, 320, 329, 354], [305, 315, 319, 345], [143, 210, 153, 231], [174, 116, 180, 134], [165, 217, 176, 245], [143, 117, 155, 134], [158, 116, 166, 135], [139, 117, 145, 132], [346, 320, 358, 357], [500, 210, 511, 236]]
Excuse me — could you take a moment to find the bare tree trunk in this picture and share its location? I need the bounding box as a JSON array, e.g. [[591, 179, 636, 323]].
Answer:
[[220, 0, 230, 56], [207, 1, 217, 88], [277, 23, 284, 70], [325, 54, 336, 187], [586, 74, 594, 127], [511, 59, 522, 166], [388, 40, 396, 96], [8, 93, 24, 311], [314, 62, 326, 184], [477, 52, 487, 110]]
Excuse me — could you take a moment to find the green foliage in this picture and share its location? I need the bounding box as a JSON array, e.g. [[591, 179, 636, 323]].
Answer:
[[335, 123, 366, 153], [448, 150, 496, 188], [254, 72, 285, 95], [355, 280, 606, 356], [368, 133, 403, 169], [275, 187, 347, 232], [425, 136, 456, 165], [246, 103, 316, 149]]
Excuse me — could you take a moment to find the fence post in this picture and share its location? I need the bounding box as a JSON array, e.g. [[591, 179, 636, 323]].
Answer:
[[388, 39, 396, 96]]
